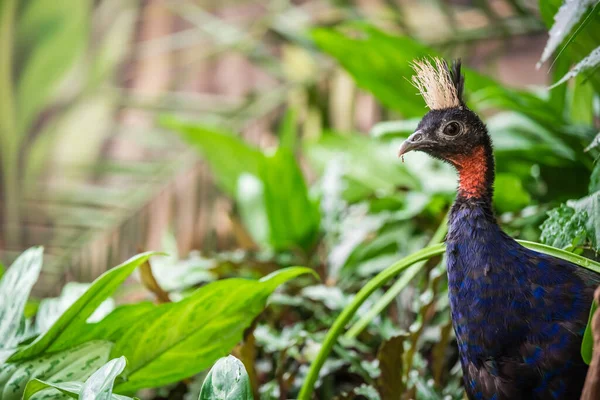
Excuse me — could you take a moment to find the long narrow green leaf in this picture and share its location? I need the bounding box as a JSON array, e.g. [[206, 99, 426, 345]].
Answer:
[[8, 252, 157, 362]]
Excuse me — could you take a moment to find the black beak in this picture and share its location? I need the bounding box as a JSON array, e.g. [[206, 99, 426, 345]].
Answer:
[[398, 130, 427, 157]]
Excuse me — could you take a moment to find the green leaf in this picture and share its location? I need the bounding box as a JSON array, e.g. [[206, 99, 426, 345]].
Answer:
[[0, 247, 43, 350], [278, 108, 298, 150], [569, 74, 595, 124], [112, 267, 315, 392], [68, 302, 158, 348], [15, 0, 92, 135], [23, 380, 82, 400], [540, 204, 591, 250], [199, 356, 253, 400], [493, 174, 531, 213], [23, 357, 131, 400], [259, 149, 321, 252], [582, 299, 597, 365], [162, 116, 265, 197], [311, 25, 431, 117], [35, 282, 115, 335], [539, 0, 600, 91], [237, 174, 270, 248], [569, 192, 600, 250], [538, 0, 597, 66], [8, 252, 157, 362], [0, 340, 112, 400], [80, 357, 126, 400], [551, 46, 600, 88]]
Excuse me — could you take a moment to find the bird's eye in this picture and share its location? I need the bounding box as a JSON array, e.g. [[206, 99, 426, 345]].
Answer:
[[443, 122, 461, 136]]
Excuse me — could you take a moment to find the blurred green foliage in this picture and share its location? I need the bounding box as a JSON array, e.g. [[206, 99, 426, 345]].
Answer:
[[2, 0, 600, 399]]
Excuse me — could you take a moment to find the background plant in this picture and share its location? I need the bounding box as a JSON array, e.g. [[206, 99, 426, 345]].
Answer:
[[1, 0, 599, 399]]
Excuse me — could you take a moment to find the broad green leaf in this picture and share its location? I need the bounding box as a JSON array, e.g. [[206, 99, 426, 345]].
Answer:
[[112, 267, 316, 392], [8, 253, 156, 362], [311, 24, 559, 124], [35, 282, 115, 334], [0, 340, 112, 400], [582, 300, 597, 364], [68, 302, 158, 348], [199, 356, 253, 400], [311, 25, 431, 117], [537, 0, 597, 66], [260, 148, 321, 252], [0, 247, 43, 350], [540, 204, 591, 250], [80, 357, 126, 400], [162, 116, 264, 197], [15, 0, 92, 135], [493, 174, 531, 213]]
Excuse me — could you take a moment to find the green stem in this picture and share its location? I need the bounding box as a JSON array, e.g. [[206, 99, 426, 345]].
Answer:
[[298, 240, 600, 399], [298, 243, 446, 400], [345, 215, 448, 339]]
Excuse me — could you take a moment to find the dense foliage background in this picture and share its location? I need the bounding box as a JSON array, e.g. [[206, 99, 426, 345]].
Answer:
[[1, 0, 600, 399]]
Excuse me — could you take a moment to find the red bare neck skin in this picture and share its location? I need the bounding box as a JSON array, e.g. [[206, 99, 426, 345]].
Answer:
[[448, 146, 488, 199]]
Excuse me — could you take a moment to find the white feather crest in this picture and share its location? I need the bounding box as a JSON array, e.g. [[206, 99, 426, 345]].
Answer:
[[411, 58, 460, 110]]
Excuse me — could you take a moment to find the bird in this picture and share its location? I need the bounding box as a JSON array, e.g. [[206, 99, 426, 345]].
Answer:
[[397, 58, 600, 400]]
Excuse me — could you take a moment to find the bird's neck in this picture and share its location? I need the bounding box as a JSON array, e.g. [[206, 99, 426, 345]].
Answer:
[[448, 144, 495, 208]]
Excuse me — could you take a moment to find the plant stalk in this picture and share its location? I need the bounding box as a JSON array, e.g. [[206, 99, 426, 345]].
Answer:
[[345, 214, 448, 339]]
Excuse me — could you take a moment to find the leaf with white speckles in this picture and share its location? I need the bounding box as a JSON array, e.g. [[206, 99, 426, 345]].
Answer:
[[199, 356, 253, 400], [22, 357, 132, 400], [550, 45, 600, 88], [0, 340, 112, 400], [538, 0, 598, 67], [0, 247, 43, 354]]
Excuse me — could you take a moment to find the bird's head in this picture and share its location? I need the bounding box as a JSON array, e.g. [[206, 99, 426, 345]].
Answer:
[[399, 58, 494, 199]]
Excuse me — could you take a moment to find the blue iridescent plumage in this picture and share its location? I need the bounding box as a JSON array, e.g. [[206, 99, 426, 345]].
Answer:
[[447, 199, 598, 399], [399, 58, 600, 399]]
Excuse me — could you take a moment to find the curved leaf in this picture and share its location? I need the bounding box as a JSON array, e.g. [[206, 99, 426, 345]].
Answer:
[[0, 247, 43, 351], [199, 356, 253, 400], [8, 253, 157, 362], [80, 357, 127, 400], [582, 300, 598, 364]]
